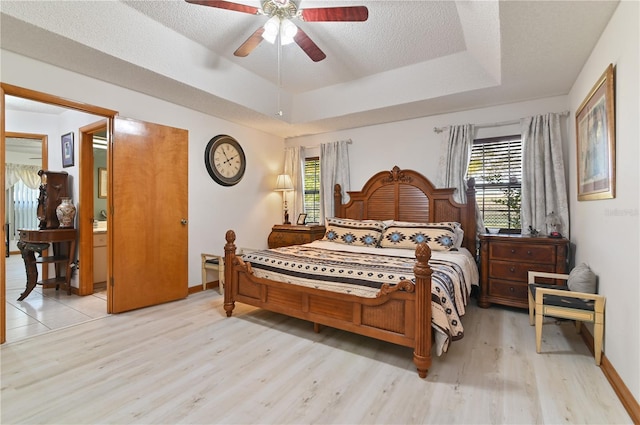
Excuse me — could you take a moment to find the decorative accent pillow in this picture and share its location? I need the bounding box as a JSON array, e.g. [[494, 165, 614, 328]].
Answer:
[[568, 263, 597, 294], [323, 218, 385, 247], [380, 221, 458, 251]]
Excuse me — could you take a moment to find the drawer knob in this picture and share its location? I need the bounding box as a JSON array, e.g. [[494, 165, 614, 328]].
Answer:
[[527, 250, 532, 255], [509, 267, 516, 273], [511, 249, 515, 253], [509, 287, 515, 292]]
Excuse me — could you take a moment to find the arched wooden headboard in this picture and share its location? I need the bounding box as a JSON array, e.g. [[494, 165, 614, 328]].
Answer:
[[334, 166, 477, 254]]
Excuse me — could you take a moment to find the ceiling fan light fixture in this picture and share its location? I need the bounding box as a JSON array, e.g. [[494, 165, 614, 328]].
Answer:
[[280, 19, 297, 45], [262, 15, 280, 43], [262, 15, 297, 45]]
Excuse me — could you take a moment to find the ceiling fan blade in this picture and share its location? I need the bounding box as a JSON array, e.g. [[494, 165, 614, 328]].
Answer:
[[294, 27, 326, 62], [234, 27, 265, 57], [300, 6, 368, 22], [184, 0, 261, 15]]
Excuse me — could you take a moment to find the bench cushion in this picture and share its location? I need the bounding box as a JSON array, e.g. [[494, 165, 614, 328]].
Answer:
[[529, 283, 595, 311]]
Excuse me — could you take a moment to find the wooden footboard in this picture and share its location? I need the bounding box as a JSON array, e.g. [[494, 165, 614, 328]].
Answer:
[[223, 230, 433, 378]]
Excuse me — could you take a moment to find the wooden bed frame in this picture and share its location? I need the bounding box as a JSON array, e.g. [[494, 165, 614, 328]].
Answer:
[[223, 166, 477, 378]]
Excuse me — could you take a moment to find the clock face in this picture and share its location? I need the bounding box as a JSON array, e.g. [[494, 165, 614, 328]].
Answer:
[[204, 135, 246, 186]]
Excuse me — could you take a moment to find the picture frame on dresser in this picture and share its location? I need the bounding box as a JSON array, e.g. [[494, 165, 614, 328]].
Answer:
[[575, 63, 616, 201], [296, 213, 307, 225], [61, 132, 74, 168]]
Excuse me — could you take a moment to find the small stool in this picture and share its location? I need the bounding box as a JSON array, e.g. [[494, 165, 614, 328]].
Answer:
[[201, 253, 223, 293]]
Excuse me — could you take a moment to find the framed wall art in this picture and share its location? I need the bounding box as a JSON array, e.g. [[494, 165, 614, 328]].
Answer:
[[575, 63, 616, 201], [61, 132, 75, 168]]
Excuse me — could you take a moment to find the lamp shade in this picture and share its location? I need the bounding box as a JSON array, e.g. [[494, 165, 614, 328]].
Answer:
[[275, 174, 293, 191]]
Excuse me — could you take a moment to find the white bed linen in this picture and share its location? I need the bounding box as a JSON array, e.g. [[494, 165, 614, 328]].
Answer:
[[309, 240, 479, 293]]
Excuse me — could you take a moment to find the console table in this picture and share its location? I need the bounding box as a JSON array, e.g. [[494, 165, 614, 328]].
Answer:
[[17, 228, 77, 301]]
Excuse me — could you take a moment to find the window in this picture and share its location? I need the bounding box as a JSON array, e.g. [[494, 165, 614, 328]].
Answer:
[[9, 180, 39, 239], [467, 135, 522, 231], [303, 157, 320, 224]]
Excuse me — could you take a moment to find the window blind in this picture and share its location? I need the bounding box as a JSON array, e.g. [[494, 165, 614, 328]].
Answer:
[[303, 157, 320, 224], [467, 135, 522, 230]]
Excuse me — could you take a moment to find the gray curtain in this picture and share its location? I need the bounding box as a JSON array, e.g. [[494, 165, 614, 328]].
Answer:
[[437, 124, 484, 234], [521, 113, 569, 237], [283, 146, 305, 221], [320, 140, 350, 223]]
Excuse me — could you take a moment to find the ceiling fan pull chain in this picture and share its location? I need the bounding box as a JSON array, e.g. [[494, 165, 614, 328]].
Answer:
[[276, 24, 283, 117]]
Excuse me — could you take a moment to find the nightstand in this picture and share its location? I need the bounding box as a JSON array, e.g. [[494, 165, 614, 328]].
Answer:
[[478, 234, 569, 309], [267, 224, 326, 249]]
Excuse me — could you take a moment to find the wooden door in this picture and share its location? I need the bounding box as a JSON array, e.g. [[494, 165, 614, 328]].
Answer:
[[109, 117, 188, 313]]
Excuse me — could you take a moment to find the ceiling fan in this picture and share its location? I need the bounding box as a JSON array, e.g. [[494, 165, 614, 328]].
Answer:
[[185, 0, 369, 62]]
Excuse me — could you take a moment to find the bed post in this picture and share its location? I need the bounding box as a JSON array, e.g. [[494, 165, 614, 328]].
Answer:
[[224, 230, 237, 317], [413, 242, 432, 378], [465, 177, 478, 253], [334, 183, 343, 217]]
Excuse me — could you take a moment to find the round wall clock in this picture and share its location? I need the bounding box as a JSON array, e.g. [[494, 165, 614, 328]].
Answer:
[[204, 135, 246, 186]]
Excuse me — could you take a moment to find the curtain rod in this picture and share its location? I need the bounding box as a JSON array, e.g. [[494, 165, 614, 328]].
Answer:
[[433, 110, 570, 134], [294, 140, 353, 149]]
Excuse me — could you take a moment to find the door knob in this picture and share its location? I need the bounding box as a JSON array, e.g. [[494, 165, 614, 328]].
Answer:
[[181, 219, 188, 225]]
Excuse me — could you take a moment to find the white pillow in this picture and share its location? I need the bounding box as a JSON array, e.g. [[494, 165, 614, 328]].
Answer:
[[568, 263, 597, 294]]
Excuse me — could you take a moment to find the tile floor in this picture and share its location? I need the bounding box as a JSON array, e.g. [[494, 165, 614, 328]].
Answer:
[[4, 253, 107, 342]]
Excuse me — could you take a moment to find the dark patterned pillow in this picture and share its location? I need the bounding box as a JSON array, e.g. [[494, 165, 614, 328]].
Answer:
[[380, 221, 457, 251], [323, 218, 385, 247]]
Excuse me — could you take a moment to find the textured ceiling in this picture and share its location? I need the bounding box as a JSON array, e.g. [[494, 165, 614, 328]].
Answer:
[[1, 0, 619, 138]]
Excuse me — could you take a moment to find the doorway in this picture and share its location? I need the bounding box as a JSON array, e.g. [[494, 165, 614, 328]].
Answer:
[[3, 103, 108, 342], [2, 83, 189, 344], [78, 121, 109, 297], [1, 85, 117, 343]]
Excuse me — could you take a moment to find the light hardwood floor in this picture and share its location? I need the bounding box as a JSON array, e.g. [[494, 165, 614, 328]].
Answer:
[[4, 254, 107, 342], [1, 277, 631, 424]]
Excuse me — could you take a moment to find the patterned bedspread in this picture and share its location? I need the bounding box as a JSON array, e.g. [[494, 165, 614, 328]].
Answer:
[[242, 241, 478, 355]]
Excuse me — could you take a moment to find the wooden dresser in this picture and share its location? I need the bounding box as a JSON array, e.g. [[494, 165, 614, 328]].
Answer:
[[478, 234, 569, 309], [267, 224, 326, 248]]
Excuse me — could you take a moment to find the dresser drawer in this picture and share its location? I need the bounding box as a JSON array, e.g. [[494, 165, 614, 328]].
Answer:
[[488, 279, 529, 300], [489, 260, 556, 282], [489, 242, 556, 263]]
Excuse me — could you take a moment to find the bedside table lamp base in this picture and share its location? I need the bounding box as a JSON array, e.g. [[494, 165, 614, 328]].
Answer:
[[283, 204, 290, 225], [275, 174, 294, 226]]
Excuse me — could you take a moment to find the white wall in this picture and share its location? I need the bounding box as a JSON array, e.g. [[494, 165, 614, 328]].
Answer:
[[2, 50, 284, 288], [567, 1, 639, 400], [286, 96, 568, 191]]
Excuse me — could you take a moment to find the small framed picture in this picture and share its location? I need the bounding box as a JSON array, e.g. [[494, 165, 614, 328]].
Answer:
[[98, 168, 107, 198], [297, 213, 307, 225], [61, 132, 74, 168]]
